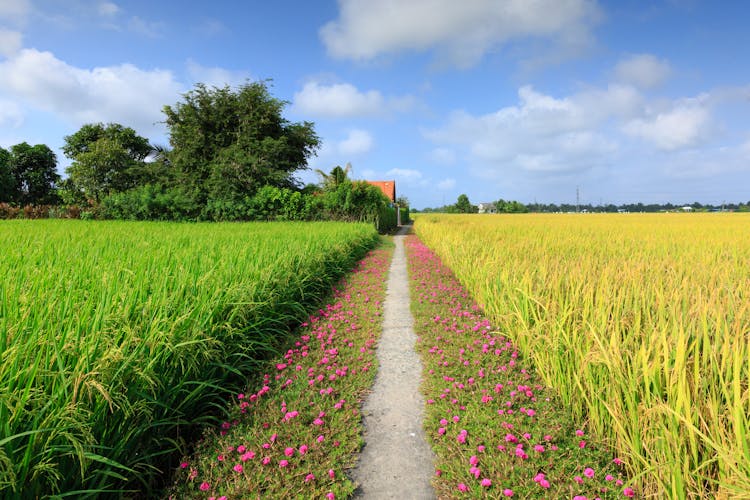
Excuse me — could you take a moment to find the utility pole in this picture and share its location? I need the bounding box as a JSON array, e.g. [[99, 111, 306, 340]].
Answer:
[[576, 186, 580, 213]]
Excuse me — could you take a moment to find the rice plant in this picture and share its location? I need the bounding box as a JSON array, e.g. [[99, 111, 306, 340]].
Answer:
[[415, 213, 750, 498], [0, 219, 378, 497]]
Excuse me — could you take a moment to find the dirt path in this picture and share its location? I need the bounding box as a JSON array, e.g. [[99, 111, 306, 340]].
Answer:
[[352, 225, 436, 499]]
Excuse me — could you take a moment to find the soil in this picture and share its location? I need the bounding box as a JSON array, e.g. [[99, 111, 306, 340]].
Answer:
[[351, 224, 436, 499]]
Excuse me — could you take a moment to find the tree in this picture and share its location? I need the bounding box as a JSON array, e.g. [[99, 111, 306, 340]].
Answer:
[[162, 81, 320, 204], [0, 147, 15, 202], [315, 162, 352, 191], [454, 194, 477, 213], [9, 142, 60, 205], [63, 123, 153, 201], [396, 195, 410, 208]]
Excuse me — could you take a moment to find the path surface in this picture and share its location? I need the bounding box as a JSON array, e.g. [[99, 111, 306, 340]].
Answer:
[[352, 225, 436, 499]]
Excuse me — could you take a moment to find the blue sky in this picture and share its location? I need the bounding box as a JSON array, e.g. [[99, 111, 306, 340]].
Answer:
[[1, 0, 749, 209]]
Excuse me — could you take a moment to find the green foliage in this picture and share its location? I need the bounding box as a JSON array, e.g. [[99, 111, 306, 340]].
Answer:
[[163, 81, 319, 205], [100, 184, 199, 221], [63, 123, 154, 201], [495, 198, 529, 213], [6, 142, 60, 205], [0, 147, 14, 202], [453, 193, 477, 213]]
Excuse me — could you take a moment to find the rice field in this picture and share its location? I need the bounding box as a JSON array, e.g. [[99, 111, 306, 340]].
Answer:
[[0, 219, 378, 498], [414, 213, 750, 498]]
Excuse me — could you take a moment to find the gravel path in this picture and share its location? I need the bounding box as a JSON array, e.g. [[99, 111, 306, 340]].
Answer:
[[352, 225, 436, 499]]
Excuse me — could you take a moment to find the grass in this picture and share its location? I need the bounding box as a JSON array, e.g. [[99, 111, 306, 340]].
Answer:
[[167, 239, 394, 499], [0, 219, 379, 498], [406, 235, 631, 499], [414, 213, 750, 498]]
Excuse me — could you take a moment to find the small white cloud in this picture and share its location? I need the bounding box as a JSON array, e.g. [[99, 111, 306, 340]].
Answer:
[[294, 81, 384, 117], [129, 16, 164, 38], [0, 48, 183, 134], [623, 99, 711, 151], [437, 178, 456, 190], [320, 0, 599, 67], [338, 129, 373, 155], [614, 54, 671, 89], [97, 2, 120, 18], [0, 28, 22, 57], [186, 60, 251, 89], [387, 168, 423, 180]]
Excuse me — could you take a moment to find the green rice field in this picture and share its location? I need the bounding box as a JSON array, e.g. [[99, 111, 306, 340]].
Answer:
[[0, 219, 378, 498]]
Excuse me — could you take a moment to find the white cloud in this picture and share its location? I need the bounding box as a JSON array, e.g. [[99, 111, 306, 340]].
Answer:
[[0, 28, 22, 57], [0, 48, 183, 134], [338, 129, 373, 155], [0, 98, 23, 128], [0, 0, 30, 23], [97, 2, 120, 18], [186, 60, 251, 89], [294, 81, 384, 117], [437, 178, 456, 190], [614, 54, 672, 89], [320, 0, 599, 67], [623, 100, 712, 150], [387, 168, 423, 180]]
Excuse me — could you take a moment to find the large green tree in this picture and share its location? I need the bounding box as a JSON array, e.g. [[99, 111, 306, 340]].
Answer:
[[9, 142, 60, 205], [63, 123, 153, 201], [0, 147, 14, 202], [162, 81, 320, 203]]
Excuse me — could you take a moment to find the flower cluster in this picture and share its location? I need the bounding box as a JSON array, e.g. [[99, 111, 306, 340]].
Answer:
[[406, 236, 635, 499], [168, 246, 393, 499]]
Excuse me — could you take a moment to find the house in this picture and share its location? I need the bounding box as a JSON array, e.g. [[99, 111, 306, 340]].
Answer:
[[477, 202, 497, 214], [367, 180, 396, 203]]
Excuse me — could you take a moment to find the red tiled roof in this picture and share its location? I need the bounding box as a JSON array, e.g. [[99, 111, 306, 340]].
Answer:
[[366, 180, 396, 202]]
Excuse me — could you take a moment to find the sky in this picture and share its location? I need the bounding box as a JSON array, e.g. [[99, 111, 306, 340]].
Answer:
[[1, 0, 749, 209]]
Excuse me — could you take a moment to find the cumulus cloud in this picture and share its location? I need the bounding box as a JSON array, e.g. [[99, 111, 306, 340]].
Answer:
[[337, 129, 373, 155], [320, 0, 599, 66], [0, 28, 22, 57], [614, 54, 671, 89], [186, 60, 251, 89], [623, 99, 712, 150], [294, 81, 387, 117], [0, 48, 182, 133]]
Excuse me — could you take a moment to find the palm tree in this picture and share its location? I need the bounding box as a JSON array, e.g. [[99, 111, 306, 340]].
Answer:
[[315, 162, 352, 191]]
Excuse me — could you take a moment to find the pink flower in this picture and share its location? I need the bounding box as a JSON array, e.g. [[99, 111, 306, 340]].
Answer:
[[457, 483, 468, 492], [199, 482, 210, 491], [233, 464, 243, 473], [579, 440, 587, 448], [605, 474, 614, 481], [284, 447, 295, 457], [503, 488, 513, 496], [539, 479, 550, 489], [576, 429, 585, 436], [481, 478, 492, 487], [326, 493, 335, 500], [328, 469, 335, 479], [236, 445, 246, 453], [179, 461, 188, 469], [279, 460, 289, 468], [262, 456, 271, 465], [313, 418, 325, 426], [317, 435, 325, 443], [299, 445, 308, 455], [305, 473, 315, 482], [438, 427, 446, 435], [469, 455, 479, 466], [477, 445, 485, 452], [584, 467, 595, 478], [623, 487, 635, 497], [614, 457, 624, 465], [534, 444, 545, 453], [574, 496, 588, 500]]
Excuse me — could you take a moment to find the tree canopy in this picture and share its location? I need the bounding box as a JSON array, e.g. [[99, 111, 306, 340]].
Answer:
[[63, 123, 153, 202], [162, 81, 320, 204], [3, 143, 60, 205]]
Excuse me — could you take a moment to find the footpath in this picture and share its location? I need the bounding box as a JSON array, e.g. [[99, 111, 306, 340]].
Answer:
[[352, 225, 436, 499]]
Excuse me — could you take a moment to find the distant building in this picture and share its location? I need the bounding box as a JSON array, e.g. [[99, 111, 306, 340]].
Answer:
[[681, 206, 693, 212], [367, 180, 396, 203], [478, 202, 497, 214]]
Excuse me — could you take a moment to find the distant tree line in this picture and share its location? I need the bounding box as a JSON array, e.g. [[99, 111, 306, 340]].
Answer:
[[0, 81, 404, 230], [414, 194, 750, 214]]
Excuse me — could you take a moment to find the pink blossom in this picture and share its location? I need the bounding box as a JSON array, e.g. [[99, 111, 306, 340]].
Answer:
[[199, 482, 210, 491], [279, 460, 289, 468], [317, 435, 325, 443], [236, 445, 246, 453], [284, 447, 295, 457], [328, 469, 335, 478], [574, 475, 584, 484], [469, 455, 479, 466], [457, 483, 468, 492], [503, 489, 514, 496], [326, 493, 335, 500], [179, 461, 188, 469], [576, 429, 585, 436], [299, 444, 308, 455], [579, 440, 587, 448], [233, 464, 243, 473], [481, 478, 492, 487], [539, 479, 550, 489], [584, 467, 595, 478], [623, 487, 635, 497], [534, 444, 545, 453], [574, 496, 588, 500], [305, 473, 315, 482]]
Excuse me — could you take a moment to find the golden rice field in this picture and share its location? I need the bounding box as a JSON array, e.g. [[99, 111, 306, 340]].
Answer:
[[414, 213, 750, 498]]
